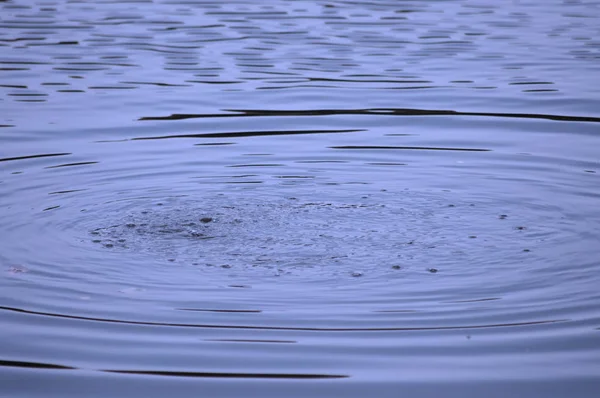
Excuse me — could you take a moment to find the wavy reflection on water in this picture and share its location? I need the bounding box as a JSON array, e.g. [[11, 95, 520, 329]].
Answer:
[[0, 306, 566, 332], [0, 153, 71, 163], [132, 129, 365, 140], [139, 108, 600, 123], [0, 359, 347, 379], [329, 145, 490, 152]]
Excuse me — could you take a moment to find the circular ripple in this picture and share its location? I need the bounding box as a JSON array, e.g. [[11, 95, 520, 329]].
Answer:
[[2, 170, 599, 385], [6, 183, 585, 316]]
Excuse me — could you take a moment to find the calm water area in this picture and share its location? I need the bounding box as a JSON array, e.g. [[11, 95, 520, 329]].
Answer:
[[1, 0, 600, 397]]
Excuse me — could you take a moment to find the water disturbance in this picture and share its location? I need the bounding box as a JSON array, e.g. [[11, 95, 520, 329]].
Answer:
[[1, 1, 600, 397]]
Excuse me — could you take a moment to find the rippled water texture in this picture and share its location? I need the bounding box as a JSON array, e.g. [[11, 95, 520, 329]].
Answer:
[[1, 0, 600, 396]]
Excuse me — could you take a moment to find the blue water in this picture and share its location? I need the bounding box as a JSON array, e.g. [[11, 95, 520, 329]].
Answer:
[[1, 1, 600, 397]]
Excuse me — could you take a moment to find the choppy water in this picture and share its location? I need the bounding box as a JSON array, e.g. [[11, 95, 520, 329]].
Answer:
[[1, 1, 600, 397]]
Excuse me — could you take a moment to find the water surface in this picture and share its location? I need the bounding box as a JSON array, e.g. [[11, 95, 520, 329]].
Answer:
[[1, 1, 600, 397]]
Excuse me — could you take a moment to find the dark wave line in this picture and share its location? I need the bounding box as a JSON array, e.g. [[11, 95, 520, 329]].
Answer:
[[0, 359, 75, 370], [132, 129, 364, 140], [523, 89, 558, 93], [274, 175, 315, 178], [0, 25, 91, 30], [178, 308, 262, 313], [126, 48, 190, 55], [186, 80, 241, 84], [91, 34, 151, 40], [52, 67, 108, 71], [509, 81, 554, 85], [0, 38, 45, 43], [296, 160, 348, 163], [8, 93, 47, 97], [88, 86, 137, 90], [123, 42, 200, 50], [0, 153, 71, 163], [446, 297, 501, 303], [204, 11, 287, 16], [385, 86, 445, 90], [0, 84, 27, 88], [103, 369, 346, 379], [164, 24, 226, 30], [309, 77, 432, 84], [331, 146, 490, 152], [139, 108, 600, 123], [62, 62, 136, 67], [49, 189, 88, 195], [0, 305, 566, 332], [243, 70, 299, 76], [45, 161, 98, 169], [227, 164, 283, 168], [0, 359, 345, 379], [367, 162, 407, 166], [0, 61, 50, 65], [120, 81, 191, 87], [204, 339, 296, 344]]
